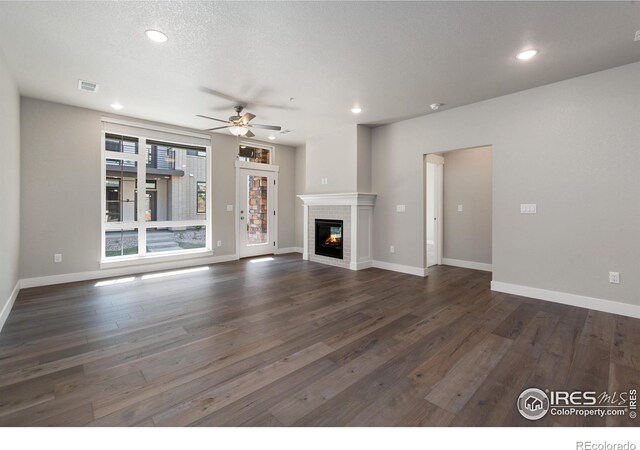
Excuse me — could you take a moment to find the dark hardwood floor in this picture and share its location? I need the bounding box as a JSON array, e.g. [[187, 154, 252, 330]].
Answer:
[[0, 254, 638, 426]]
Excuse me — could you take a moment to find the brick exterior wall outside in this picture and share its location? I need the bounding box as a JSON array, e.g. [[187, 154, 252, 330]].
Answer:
[[247, 175, 268, 244]]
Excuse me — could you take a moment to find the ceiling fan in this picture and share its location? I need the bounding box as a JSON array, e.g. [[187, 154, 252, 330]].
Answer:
[[197, 106, 282, 138]]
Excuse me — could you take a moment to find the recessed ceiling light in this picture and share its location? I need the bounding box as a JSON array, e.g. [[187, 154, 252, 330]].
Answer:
[[351, 106, 362, 114], [110, 103, 123, 110], [516, 49, 538, 61], [145, 29, 168, 43], [268, 135, 276, 140]]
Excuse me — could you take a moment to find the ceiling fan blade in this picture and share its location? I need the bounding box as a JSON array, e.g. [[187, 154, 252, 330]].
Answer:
[[240, 112, 256, 124], [245, 130, 255, 138], [199, 87, 248, 105], [249, 124, 282, 131], [205, 125, 231, 131], [196, 114, 229, 124]]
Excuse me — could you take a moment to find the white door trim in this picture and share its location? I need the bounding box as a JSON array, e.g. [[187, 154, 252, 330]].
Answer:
[[236, 164, 279, 258]]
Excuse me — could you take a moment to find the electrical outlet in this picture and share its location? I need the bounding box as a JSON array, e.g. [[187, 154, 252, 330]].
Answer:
[[320, 178, 328, 185], [635, 30, 640, 42], [609, 272, 620, 284], [457, 204, 463, 212], [54, 253, 62, 263], [217, 240, 222, 247], [226, 205, 233, 212], [520, 204, 537, 214], [390, 245, 395, 253]]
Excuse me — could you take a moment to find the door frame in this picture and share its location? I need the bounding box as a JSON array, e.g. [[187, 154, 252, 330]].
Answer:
[[235, 160, 279, 258], [425, 154, 444, 269]]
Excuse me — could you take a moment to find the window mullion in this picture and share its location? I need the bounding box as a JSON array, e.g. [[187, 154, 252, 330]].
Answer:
[[138, 138, 147, 256]]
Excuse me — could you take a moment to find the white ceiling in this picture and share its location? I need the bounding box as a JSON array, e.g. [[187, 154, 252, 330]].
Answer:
[[0, 1, 639, 146]]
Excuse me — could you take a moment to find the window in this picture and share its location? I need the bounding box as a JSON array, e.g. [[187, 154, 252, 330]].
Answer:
[[103, 132, 210, 261], [238, 144, 272, 164], [105, 134, 138, 154], [197, 182, 206, 214]]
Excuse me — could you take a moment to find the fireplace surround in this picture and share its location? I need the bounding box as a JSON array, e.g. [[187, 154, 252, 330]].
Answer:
[[298, 193, 377, 270]]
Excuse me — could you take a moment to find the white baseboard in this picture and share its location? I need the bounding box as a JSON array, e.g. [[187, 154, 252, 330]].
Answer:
[[275, 247, 303, 255], [350, 260, 373, 271], [442, 258, 493, 272], [372, 260, 427, 277], [0, 281, 21, 332], [20, 254, 239, 289], [491, 281, 640, 319]]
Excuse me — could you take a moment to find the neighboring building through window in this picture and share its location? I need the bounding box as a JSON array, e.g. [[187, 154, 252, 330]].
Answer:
[[197, 182, 206, 214], [187, 149, 207, 157], [103, 133, 210, 260], [238, 144, 272, 164]]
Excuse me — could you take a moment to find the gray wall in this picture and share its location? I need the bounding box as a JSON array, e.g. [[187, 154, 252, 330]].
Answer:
[[443, 146, 492, 265], [305, 125, 357, 193], [275, 143, 296, 249], [294, 144, 306, 248], [357, 125, 372, 192], [0, 49, 20, 310], [372, 62, 640, 305], [19, 98, 297, 279]]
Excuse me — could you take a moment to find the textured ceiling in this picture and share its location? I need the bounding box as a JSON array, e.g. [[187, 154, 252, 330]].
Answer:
[[0, 1, 639, 146]]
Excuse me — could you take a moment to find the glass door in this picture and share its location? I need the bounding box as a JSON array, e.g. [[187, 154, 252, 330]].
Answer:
[[238, 169, 276, 258]]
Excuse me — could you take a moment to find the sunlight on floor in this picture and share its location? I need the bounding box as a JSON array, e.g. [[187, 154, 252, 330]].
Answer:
[[95, 277, 135, 287], [249, 257, 274, 264], [140, 266, 210, 280]]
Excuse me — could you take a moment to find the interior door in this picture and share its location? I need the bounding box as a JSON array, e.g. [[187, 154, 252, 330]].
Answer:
[[238, 168, 276, 258], [426, 156, 444, 267]]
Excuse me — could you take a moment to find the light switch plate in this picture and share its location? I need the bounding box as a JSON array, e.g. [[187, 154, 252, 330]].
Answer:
[[457, 205, 463, 212], [520, 204, 537, 214], [396, 205, 406, 213], [217, 240, 222, 247], [226, 204, 233, 212], [609, 272, 620, 284]]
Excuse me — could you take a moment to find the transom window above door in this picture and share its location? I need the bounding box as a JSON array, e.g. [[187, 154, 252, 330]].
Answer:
[[238, 144, 272, 164]]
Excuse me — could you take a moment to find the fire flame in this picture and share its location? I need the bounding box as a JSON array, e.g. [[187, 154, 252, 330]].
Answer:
[[325, 233, 341, 245]]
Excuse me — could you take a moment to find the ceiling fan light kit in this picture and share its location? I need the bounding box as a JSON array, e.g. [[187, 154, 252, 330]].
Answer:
[[197, 105, 281, 140], [229, 125, 249, 136]]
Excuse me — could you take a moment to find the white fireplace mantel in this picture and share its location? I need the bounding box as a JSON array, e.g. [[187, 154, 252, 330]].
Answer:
[[298, 192, 377, 271], [297, 192, 377, 207]]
